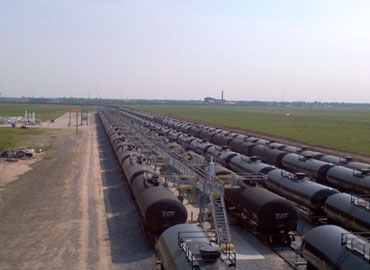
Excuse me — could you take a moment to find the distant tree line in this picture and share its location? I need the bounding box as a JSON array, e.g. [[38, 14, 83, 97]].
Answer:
[[0, 96, 370, 108]]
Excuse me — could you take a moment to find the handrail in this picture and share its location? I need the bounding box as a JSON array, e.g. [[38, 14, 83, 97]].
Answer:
[[341, 232, 370, 261], [350, 194, 370, 211]]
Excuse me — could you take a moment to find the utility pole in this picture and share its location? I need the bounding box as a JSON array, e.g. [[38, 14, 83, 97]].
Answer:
[[69, 108, 71, 126], [75, 109, 80, 134]]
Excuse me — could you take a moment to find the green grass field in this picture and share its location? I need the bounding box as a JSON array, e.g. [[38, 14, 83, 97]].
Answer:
[[0, 103, 94, 120], [130, 105, 370, 156], [0, 128, 62, 152]]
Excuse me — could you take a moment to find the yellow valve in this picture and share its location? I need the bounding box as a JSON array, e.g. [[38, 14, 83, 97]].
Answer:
[[188, 191, 197, 205], [212, 194, 221, 199], [216, 175, 232, 180], [178, 184, 193, 193], [221, 243, 235, 251]]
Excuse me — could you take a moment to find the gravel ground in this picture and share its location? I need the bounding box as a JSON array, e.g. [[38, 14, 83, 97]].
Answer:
[[0, 113, 155, 270]]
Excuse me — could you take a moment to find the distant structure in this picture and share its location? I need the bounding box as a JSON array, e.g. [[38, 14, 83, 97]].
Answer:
[[204, 97, 221, 104], [204, 90, 235, 105]]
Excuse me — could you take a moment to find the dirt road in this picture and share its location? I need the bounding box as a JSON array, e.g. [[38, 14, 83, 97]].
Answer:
[[0, 113, 154, 269]]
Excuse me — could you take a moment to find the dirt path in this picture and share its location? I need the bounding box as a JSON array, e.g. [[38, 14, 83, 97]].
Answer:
[[0, 113, 154, 270]]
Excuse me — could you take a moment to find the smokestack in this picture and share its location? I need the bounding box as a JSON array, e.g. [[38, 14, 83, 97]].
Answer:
[[221, 90, 224, 104]]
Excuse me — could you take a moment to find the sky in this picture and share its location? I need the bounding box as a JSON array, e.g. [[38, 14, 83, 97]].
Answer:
[[1, 0, 370, 102]]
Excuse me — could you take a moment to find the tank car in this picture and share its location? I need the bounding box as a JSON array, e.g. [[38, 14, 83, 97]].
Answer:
[[320, 155, 370, 171], [228, 138, 256, 156], [266, 169, 339, 213], [261, 148, 289, 167], [213, 163, 297, 237], [254, 138, 270, 146], [225, 185, 298, 241], [172, 121, 183, 130], [213, 164, 298, 244], [168, 130, 181, 141], [212, 133, 234, 147], [281, 153, 334, 184], [250, 145, 289, 167], [249, 145, 267, 159], [198, 126, 215, 140], [325, 166, 370, 194], [245, 136, 259, 143], [191, 139, 214, 155], [188, 125, 203, 137], [179, 123, 192, 133], [157, 224, 236, 270], [228, 155, 275, 174], [122, 155, 188, 235], [217, 149, 239, 166], [267, 142, 287, 150], [205, 145, 224, 159], [300, 150, 325, 159], [177, 134, 196, 148], [302, 225, 370, 270], [323, 193, 370, 232], [281, 145, 303, 153]]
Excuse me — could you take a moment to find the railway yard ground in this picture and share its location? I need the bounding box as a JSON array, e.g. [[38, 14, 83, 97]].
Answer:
[[0, 112, 155, 269], [0, 110, 305, 270], [1, 104, 368, 269], [130, 105, 370, 159]]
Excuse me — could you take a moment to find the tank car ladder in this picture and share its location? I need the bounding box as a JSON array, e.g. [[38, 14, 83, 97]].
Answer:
[[210, 193, 232, 247]]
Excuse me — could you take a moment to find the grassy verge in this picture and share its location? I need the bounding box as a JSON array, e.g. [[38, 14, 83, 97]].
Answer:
[[129, 105, 370, 156], [0, 128, 63, 152]]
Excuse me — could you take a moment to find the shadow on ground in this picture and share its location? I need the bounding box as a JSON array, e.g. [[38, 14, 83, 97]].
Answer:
[[95, 115, 153, 265]]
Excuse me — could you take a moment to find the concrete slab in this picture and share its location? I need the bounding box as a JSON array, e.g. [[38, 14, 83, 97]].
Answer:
[[232, 228, 265, 260]]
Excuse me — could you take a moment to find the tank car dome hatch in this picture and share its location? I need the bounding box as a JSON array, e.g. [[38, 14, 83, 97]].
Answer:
[[294, 172, 306, 180], [199, 246, 221, 260]]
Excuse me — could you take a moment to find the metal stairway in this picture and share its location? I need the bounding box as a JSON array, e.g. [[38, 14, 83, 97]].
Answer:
[[210, 194, 232, 246]]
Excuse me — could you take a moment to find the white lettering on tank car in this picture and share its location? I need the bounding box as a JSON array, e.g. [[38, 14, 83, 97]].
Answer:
[[275, 213, 288, 219], [162, 211, 175, 217]]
